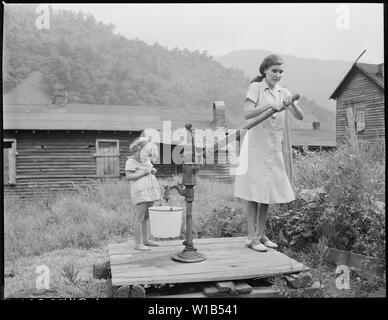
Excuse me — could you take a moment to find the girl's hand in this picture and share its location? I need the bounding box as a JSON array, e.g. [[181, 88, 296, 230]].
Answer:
[[144, 167, 153, 175], [151, 168, 157, 175]]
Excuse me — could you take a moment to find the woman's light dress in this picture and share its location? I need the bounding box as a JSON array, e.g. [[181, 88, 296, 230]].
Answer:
[[234, 80, 295, 204]]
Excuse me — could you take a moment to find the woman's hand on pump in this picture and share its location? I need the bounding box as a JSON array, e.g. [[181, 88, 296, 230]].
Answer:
[[271, 103, 285, 112], [272, 94, 293, 112], [282, 95, 293, 107]]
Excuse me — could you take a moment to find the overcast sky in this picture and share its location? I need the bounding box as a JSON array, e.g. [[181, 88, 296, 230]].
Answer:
[[51, 3, 383, 63]]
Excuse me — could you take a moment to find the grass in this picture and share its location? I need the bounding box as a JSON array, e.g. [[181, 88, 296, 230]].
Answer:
[[4, 141, 385, 298], [275, 244, 386, 298], [4, 188, 134, 261], [4, 176, 244, 298], [4, 247, 112, 298], [4, 175, 247, 262]]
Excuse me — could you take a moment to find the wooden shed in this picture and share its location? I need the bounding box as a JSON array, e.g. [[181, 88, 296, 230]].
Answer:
[[3, 72, 231, 198], [329, 62, 385, 145], [290, 128, 336, 151]]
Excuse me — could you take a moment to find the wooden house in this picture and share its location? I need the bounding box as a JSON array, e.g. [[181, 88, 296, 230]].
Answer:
[[3, 72, 230, 198], [329, 62, 385, 145], [290, 128, 336, 151]]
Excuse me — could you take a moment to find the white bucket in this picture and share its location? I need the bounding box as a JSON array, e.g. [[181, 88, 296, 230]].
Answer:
[[148, 206, 183, 238]]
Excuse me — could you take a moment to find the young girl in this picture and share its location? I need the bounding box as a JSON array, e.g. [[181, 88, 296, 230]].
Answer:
[[125, 137, 161, 251]]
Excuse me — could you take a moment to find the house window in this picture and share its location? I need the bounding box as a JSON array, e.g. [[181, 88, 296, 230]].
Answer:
[[354, 105, 365, 133], [96, 139, 120, 179], [3, 139, 17, 185]]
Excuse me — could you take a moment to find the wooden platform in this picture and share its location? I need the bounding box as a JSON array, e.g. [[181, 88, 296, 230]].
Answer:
[[108, 237, 309, 287]]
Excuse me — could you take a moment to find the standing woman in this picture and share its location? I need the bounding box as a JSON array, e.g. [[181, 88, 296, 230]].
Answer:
[[234, 54, 304, 252]]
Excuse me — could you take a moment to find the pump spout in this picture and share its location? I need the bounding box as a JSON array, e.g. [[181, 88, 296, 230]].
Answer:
[[163, 184, 187, 203]]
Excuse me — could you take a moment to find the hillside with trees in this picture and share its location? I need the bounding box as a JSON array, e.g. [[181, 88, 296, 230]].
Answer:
[[3, 5, 334, 129]]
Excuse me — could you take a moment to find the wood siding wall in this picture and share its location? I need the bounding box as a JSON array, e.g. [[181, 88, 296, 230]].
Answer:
[[3, 130, 231, 198], [335, 68, 385, 145], [3, 131, 140, 197], [198, 150, 231, 181]]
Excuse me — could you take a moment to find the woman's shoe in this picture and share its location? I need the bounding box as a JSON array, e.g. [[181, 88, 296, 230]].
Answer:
[[143, 240, 159, 246], [134, 244, 151, 251], [246, 238, 268, 252], [261, 236, 278, 249]]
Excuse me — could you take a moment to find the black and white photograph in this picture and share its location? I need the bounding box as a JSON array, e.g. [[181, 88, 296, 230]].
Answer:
[[1, 3, 385, 302]]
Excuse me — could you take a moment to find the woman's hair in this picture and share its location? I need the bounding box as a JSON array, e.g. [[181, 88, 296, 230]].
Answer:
[[251, 54, 284, 83], [129, 137, 159, 161]]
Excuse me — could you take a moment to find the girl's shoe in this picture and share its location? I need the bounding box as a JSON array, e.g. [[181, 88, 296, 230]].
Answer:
[[261, 236, 278, 249], [245, 238, 268, 252]]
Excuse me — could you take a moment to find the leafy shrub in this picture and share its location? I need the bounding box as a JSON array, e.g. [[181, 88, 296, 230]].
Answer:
[[274, 142, 386, 263], [318, 144, 385, 259], [267, 194, 325, 250], [194, 206, 246, 238]]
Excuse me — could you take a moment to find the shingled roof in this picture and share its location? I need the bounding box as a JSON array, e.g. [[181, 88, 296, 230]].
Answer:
[[330, 62, 384, 99], [3, 103, 213, 131], [357, 63, 384, 87], [3, 72, 213, 131]]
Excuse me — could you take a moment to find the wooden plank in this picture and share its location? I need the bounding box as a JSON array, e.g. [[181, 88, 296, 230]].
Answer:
[[149, 286, 280, 298], [346, 107, 358, 150], [109, 239, 303, 260], [110, 255, 288, 271], [234, 281, 253, 294], [112, 264, 305, 286], [109, 238, 308, 286], [108, 239, 245, 256], [111, 255, 304, 280], [108, 237, 246, 253], [109, 241, 301, 261], [215, 281, 234, 293], [202, 285, 227, 297], [17, 175, 97, 179], [17, 164, 95, 168], [152, 291, 208, 298], [110, 244, 289, 264]]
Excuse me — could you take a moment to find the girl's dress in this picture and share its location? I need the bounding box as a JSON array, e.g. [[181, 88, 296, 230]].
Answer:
[[234, 80, 295, 204], [125, 156, 161, 205]]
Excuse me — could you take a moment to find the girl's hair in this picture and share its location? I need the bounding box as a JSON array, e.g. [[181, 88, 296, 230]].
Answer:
[[129, 137, 159, 161], [250, 54, 284, 83]]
